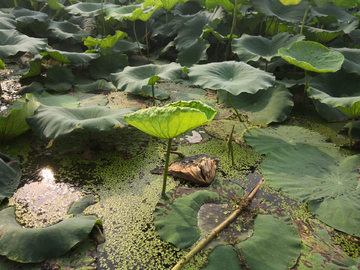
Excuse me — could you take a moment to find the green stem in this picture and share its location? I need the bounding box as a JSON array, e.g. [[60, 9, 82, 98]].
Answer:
[[274, 18, 279, 35], [225, 0, 238, 60], [145, 22, 150, 61], [215, 41, 220, 62], [227, 92, 242, 122], [228, 125, 235, 166], [14, 0, 18, 7], [303, 70, 308, 104], [300, 2, 310, 35], [161, 139, 172, 197], [265, 16, 274, 36], [259, 18, 264, 36], [265, 60, 268, 72], [151, 84, 155, 106], [349, 117, 354, 150], [161, 11, 169, 47], [133, 21, 144, 64]]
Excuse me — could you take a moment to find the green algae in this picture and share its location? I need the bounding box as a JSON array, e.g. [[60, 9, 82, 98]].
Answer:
[[332, 231, 360, 260]]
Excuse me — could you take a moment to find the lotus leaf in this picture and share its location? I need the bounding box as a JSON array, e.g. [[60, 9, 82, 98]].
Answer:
[[124, 100, 216, 139], [278, 41, 344, 73], [11, 92, 79, 109], [68, 195, 96, 216], [112, 40, 145, 56], [83, 31, 128, 49], [0, 94, 40, 142], [44, 65, 75, 92], [279, 0, 301, 5], [311, 2, 357, 23], [205, 0, 234, 12], [40, 49, 98, 64], [0, 207, 101, 263], [74, 79, 117, 93], [176, 38, 209, 67], [47, 20, 88, 41], [20, 60, 42, 79], [26, 105, 138, 139], [217, 84, 293, 124], [106, 4, 143, 22], [188, 61, 275, 96], [237, 214, 301, 270], [0, 29, 47, 58], [65, 2, 118, 17], [10, 7, 48, 24], [201, 245, 241, 270], [332, 47, 360, 75], [161, 0, 188, 11], [0, 60, 5, 69], [0, 153, 21, 203], [339, 120, 360, 141], [17, 82, 44, 95], [232, 32, 305, 62], [0, 11, 16, 29]]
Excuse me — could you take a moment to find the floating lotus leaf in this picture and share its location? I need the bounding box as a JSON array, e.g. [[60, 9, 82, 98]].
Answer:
[[332, 47, 360, 75], [0, 94, 40, 142], [0, 29, 47, 58], [237, 214, 301, 270], [44, 65, 75, 92], [124, 100, 216, 140], [217, 83, 293, 124], [311, 2, 357, 23], [11, 92, 79, 109], [188, 61, 275, 96], [201, 245, 241, 270], [244, 125, 334, 155], [0, 207, 101, 263], [0, 153, 21, 203], [26, 105, 138, 139], [252, 0, 308, 23], [65, 2, 118, 17], [232, 32, 304, 62], [278, 41, 344, 73], [40, 49, 98, 64], [110, 63, 184, 93]]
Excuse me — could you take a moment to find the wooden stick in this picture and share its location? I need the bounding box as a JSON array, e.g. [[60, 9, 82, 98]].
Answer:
[[172, 178, 264, 270]]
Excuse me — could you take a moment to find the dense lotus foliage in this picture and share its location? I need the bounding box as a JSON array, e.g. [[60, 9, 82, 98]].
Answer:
[[0, 0, 360, 269]]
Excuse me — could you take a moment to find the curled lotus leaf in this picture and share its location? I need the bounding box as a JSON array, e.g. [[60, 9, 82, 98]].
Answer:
[[124, 100, 217, 140], [278, 41, 344, 73], [332, 47, 360, 76], [188, 61, 275, 96], [0, 206, 101, 263], [26, 105, 139, 139], [0, 153, 21, 203]]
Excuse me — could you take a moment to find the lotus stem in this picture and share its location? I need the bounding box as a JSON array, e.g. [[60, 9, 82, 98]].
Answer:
[[303, 70, 308, 104], [215, 41, 220, 62], [265, 60, 268, 72], [161, 11, 169, 47], [265, 16, 274, 36], [228, 125, 235, 166], [171, 178, 264, 270], [349, 117, 354, 150], [161, 139, 172, 197], [151, 84, 155, 106], [227, 91, 242, 122], [300, 2, 310, 35], [14, 0, 18, 7], [133, 21, 145, 64], [101, 0, 106, 37], [145, 22, 150, 61], [225, 0, 238, 60]]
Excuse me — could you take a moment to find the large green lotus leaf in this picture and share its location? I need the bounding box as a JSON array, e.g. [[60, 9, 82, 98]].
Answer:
[[252, 0, 308, 23], [154, 190, 220, 249], [303, 21, 359, 43], [83, 31, 127, 49], [40, 49, 98, 64], [205, 0, 233, 12], [65, 2, 118, 17], [112, 40, 145, 56], [0, 30, 47, 58], [10, 7, 48, 25], [311, 98, 347, 122], [124, 100, 216, 139], [337, 101, 360, 119], [74, 79, 117, 93], [0, 94, 40, 142], [260, 145, 358, 202], [244, 125, 334, 155], [67, 195, 96, 216], [34, 92, 79, 108], [89, 48, 128, 80], [70, 93, 109, 107], [339, 120, 360, 141], [201, 245, 242, 270], [17, 82, 44, 96], [217, 84, 293, 124], [309, 187, 360, 237], [26, 105, 138, 139], [311, 2, 357, 23], [0, 153, 21, 203], [20, 60, 42, 79], [332, 47, 360, 76], [44, 66, 75, 92], [0, 60, 5, 69], [47, 20, 88, 41], [238, 214, 301, 270], [0, 207, 100, 263], [308, 71, 360, 109], [232, 32, 304, 62], [110, 63, 184, 93], [188, 61, 275, 96], [278, 41, 344, 73], [0, 11, 16, 29], [279, 0, 301, 5], [106, 4, 143, 21], [176, 38, 209, 67]]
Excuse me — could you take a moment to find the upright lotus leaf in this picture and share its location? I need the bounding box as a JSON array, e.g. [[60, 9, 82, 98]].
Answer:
[[47, 21, 88, 41], [20, 60, 42, 79], [237, 214, 301, 270], [332, 47, 360, 75], [252, 0, 308, 23], [65, 2, 118, 17], [83, 31, 128, 49], [278, 41, 344, 73], [74, 79, 117, 93], [217, 83, 294, 124], [154, 190, 220, 249], [26, 105, 139, 139], [11, 7, 48, 25], [176, 38, 209, 67], [138, 0, 163, 22], [45, 66, 75, 92], [161, 0, 188, 11], [232, 32, 305, 63], [0, 29, 47, 58], [106, 4, 143, 21], [0, 60, 5, 69], [0, 11, 16, 29], [188, 61, 275, 96], [0, 153, 21, 203], [40, 49, 98, 64], [205, 0, 234, 12], [311, 2, 357, 23], [0, 207, 101, 263], [279, 0, 301, 5], [0, 94, 40, 142]]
